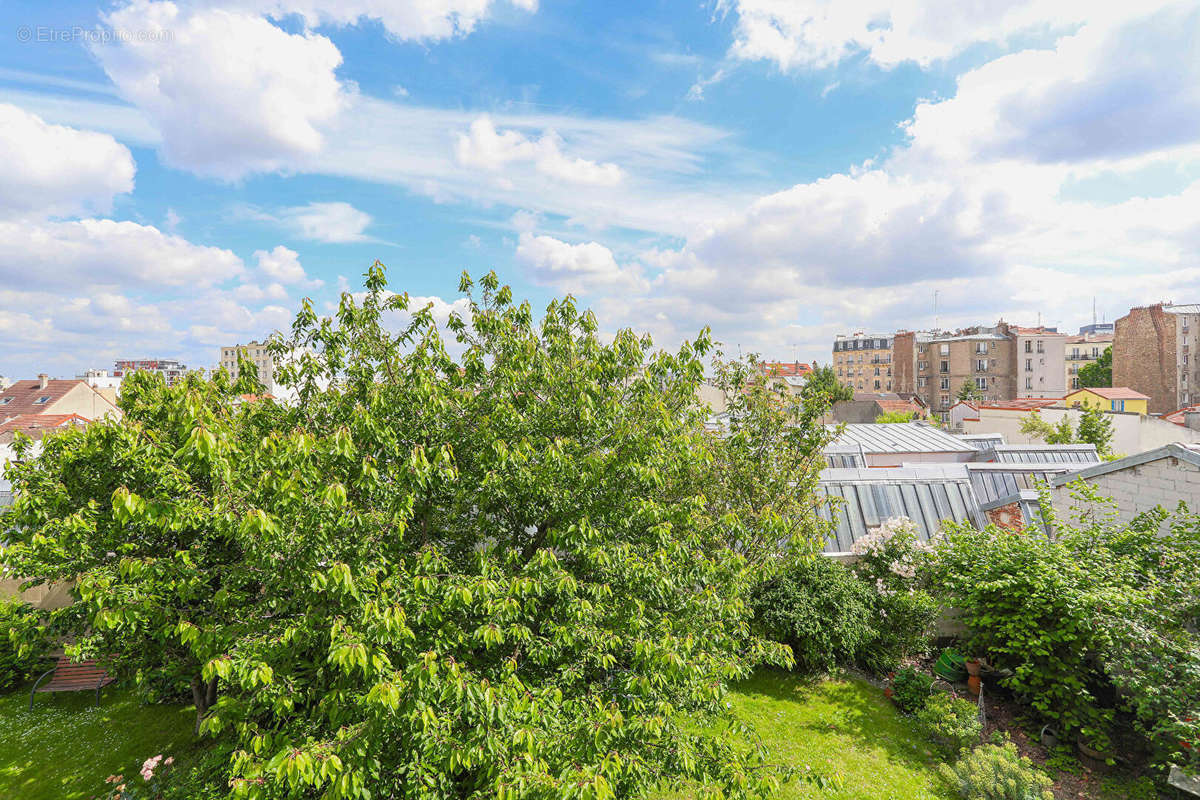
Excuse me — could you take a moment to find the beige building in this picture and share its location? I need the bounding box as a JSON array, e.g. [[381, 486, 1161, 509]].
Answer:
[[832, 332, 893, 392], [895, 324, 1017, 422], [1065, 332, 1114, 392], [219, 340, 278, 393], [0, 375, 120, 425], [1014, 327, 1067, 399]]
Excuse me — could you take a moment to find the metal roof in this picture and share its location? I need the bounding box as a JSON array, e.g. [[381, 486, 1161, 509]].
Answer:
[[956, 433, 1006, 451], [977, 444, 1101, 464], [1050, 442, 1200, 487], [826, 422, 976, 454], [1164, 304, 1200, 315], [965, 463, 1079, 505], [818, 465, 984, 553]]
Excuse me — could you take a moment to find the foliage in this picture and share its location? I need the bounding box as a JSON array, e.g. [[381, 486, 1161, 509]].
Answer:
[[850, 518, 938, 670], [915, 693, 982, 757], [708, 355, 836, 566], [751, 557, 877, 674], [890, 667, 933, 715], [1018, 411, 1074, 445], [101, 753, 178, 800], [937, 742, 1054, 800], [1077, 346, 1112, 388], [0, 597, 50, 690], [956, 380, 982, 404], [874, 411, 915, 423], [801, 362, 853, 404], [1, 267, 824, 800], [1075, 406, 1114, 456]]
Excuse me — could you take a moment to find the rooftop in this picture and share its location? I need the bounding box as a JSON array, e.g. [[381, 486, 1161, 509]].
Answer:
[[1065, 386, 1150, 401], [0, 413, 90, 442], [1164, 304, 1200, 315], [1051, 442, 1200, 487], [0, 379, 94, 421], [826, 422, 975, 454]]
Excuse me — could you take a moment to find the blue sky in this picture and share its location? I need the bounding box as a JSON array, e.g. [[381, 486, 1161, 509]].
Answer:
[[2, 0, 1199, 378]]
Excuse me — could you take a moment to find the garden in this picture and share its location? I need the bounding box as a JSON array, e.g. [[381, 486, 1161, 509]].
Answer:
[[1, 269, 1197, 799]]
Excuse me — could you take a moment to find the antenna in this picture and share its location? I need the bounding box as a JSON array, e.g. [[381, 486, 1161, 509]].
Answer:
[[1092, 297, 1097, 327], [933, 290, 940, 331]]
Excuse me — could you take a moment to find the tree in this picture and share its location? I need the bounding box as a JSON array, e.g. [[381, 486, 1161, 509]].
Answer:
[[1076, 406, 1114, 456], [4, 267, 822, 800], [874, 410, 915, 423], [801, 362, 853, 404], [956, 379, 982, 404], [1019, 411, 1075, 444], [1078, 346, 1112, 387]]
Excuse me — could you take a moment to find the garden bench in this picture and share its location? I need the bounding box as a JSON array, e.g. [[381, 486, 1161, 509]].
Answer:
[[28, 656, 115, 709]]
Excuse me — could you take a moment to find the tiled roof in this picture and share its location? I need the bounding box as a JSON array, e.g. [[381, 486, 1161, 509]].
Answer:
[[0, 413, 90, 441], [1066, 386, 1150, 401], [0, 379, 90, 420], [759, 361, 811, 377], [1164, 404, 1200, 426], [978, 398, 1057, 411]]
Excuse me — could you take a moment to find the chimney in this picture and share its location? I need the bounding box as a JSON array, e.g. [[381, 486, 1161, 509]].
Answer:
[[38, 373, 48, 390], [1185, 411, 1200, 431]]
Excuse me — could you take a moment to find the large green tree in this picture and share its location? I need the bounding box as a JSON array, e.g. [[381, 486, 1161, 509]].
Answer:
[[3, 267, 828, 800], [1078, 346, 1112, 387], [801, 362, 853, 404]]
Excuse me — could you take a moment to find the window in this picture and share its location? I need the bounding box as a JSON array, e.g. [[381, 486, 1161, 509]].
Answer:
[[940, 377, 950, 390], [1072, 377, 1080, 389], [918, 360, 929, 371], [874, 367, 880, 376], [874, 380, 881, 390], [0, 398, 8, 405], [1071, 347, 1080, 358], [975, 377, 987, 390], [976, 342, 987, 354], [1025, 359, 1032, 372], [940, 344, 950, 355], [1112, 400, 1125, 412], [918, 345, 927, 354], [976, 359, 987, 372], [1024, 340, 1032, 353], [1036, 340, 1044, 353], [939, 393, 950, 408], [917, 377, 927, 388], [939, 360, 949, 373], [1025, 377, 1033, 390], [34, 396, 49, 404]]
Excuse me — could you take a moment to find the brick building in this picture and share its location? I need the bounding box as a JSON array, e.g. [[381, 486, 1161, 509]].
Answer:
[[1113, 303, 1200, 414], [832, 332, 893, 392], [894, 324, 1017, 422]]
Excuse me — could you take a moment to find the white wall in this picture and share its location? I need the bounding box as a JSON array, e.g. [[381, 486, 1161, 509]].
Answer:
[[962, 406, 1200, 456], [1052, 456, 1200, 530], [1017, 335, 1067, 398]]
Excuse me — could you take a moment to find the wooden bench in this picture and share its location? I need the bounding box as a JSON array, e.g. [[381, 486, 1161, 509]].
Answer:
[[28, 656, 115, 709]]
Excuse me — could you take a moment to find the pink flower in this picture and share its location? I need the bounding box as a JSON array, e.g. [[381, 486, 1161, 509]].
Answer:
[[164, 756, 174, 766]]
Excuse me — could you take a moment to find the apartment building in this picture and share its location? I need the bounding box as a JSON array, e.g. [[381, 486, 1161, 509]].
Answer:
[[1113, 303, 1200, 414], [113, 358, 188, 386], [1064, 330, 1114, 391], [1014, 327, 1066, 399], [832, 332, 893, 392], [894, 323, 1017, 422], [219, 340, 278, 393]]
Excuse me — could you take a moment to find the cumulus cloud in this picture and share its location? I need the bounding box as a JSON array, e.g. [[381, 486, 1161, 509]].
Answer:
[[93, 1, 348, 180], [515, 232, 646, 294], [255, 245, 323, 288], [455, 117, 624, 186], [278, 201, 373, 242], [0, 104, 135, 218]]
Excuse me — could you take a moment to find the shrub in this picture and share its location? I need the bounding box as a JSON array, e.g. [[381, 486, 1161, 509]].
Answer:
[[916, 692, 982, 756], [0, 596, 50, 691], [938, 742, 1054, 800], [891, 666, 934, 714], [852, 518, 938, 669], [752, 556, 877, 673]]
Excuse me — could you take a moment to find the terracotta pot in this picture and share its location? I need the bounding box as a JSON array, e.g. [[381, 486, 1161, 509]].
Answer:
[[1076, 736, 1116, 773], [965, 658, 982, 677], [967, 675, 981, 695]]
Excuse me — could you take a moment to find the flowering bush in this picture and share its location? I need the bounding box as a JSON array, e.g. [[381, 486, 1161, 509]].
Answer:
[[101, 754, 175, 799], [938, 742, 1054, 800], [851, 517, 938, 669], [916, 692, 983, 756]]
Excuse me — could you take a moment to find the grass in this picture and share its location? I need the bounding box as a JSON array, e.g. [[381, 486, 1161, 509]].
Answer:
[[0, 682, 199, 800], [660, 670, 956, 800]]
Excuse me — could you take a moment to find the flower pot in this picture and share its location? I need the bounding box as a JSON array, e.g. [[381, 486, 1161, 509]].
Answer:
[[965, 658, 982, 677], [1076, 736, 1116, 773], [967, 675, 981, 695]]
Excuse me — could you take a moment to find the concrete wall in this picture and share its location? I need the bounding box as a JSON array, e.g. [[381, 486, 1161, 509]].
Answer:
[[960, 405, 1200, 456], [1051, 455, 1200, 529]]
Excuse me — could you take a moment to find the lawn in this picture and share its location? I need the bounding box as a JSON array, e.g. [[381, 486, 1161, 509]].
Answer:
[[660, 670, 956, 800], [0, 683, 199, 800]]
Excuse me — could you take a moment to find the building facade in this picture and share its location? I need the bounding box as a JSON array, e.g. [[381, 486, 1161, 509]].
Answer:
[[894, 324, 1017, 422], [1113, 303, 1200, 415], [1014, 327, 1066, 399], [1065, 331, 1114, 391], [113, 359, 188, 386], [219, 340, 278, 393], [832, 332, 893, 392]]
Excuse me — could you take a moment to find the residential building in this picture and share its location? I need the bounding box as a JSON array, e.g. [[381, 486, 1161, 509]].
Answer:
[[113, 358, 188, 386], [958, 402, 1200, 455], [1078, 322, 1114, 336], [1064, 331, 1114, 391], [0, 375, 120, 425], [1063, 387, 1149, 415], [895, 323, 1017, 423], [832, 332, 893, 392], [219, 340, 278, 393], [1014, 326, 1066, 399], [1113, 303, 1200, 414]]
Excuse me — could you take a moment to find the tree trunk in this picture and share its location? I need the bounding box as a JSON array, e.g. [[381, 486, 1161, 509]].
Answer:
[[191, 675, 219, 735]]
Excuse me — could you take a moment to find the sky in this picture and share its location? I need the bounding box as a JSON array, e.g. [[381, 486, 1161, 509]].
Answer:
[[1, 0, 1199, 378]]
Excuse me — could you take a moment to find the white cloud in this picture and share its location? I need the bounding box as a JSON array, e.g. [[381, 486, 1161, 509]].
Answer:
[[277, 201, 373, 242], [255, 245, 323, 288], [515, 232, 646, 294], [0, 104, 135, 219], [0, 218, 245, 289], [455, 117, 624, 186], [214, 0, 537, 42], [93, 1, 348, 180], [718, 0, 1170, 70]]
